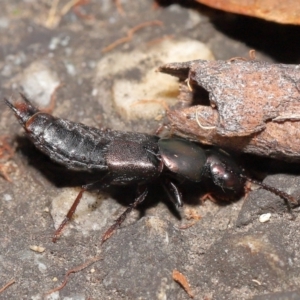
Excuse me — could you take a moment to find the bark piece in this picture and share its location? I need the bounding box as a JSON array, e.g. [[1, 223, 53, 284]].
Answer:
[[159, 59, 300, 162]]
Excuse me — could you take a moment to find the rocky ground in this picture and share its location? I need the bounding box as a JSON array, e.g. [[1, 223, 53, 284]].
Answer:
[[1, 1, 300, 299]]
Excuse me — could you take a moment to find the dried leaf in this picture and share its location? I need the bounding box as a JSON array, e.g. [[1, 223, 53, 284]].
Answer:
[[195, 0, 300, 25]]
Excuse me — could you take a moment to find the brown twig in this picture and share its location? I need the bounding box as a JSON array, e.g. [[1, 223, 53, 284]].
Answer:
[[0, 279, 15, 294], [114, 0, 125, 16], [178, 208, 202, 229], [45, 256, 101, 295], [146, 34, 174, 47], [102, 20, 164, 53], [46, 0, 92, 28], [41, 83, 63, 114], [0, 136, 15, 182], [172, 270, 194, 298], [152, 1, 160, 10], [45, 0, 60, 28], [72, 0, 94, 20], [178, 221, 198, 230]]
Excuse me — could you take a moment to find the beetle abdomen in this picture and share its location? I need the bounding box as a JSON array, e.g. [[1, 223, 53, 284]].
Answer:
[[5, 96, 161, 176], [25, 113, 110, 171], [5, 96, 110, 171]]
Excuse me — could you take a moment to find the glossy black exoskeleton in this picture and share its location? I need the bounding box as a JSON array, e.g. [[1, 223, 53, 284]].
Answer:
[[4, 94, 297, 243]]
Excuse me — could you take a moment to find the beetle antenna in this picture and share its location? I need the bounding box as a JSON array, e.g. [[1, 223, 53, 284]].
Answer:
[[240, 174, 298, 216]]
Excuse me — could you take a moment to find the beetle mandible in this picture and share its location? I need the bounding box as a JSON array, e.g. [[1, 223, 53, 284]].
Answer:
[[4, 94, 297, 243]]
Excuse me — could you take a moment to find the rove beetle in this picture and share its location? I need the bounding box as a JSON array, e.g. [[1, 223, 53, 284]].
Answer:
[[4, 94, 297, 243]]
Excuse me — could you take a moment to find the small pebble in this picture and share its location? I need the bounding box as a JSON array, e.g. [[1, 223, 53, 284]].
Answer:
[[3, 194, 12, 201], [259, 213, 271, 223], [30, 245, 46, 253]]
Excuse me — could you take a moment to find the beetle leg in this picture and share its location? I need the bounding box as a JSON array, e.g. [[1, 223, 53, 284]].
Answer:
[[52, 187, 87, 242], [162, 178, 183, 208], [101, 185, 148, 244], [52, 174, 115, 242]]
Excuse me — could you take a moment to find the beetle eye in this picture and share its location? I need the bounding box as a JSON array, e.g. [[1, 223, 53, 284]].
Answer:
[[212, 164, 242, 190]]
